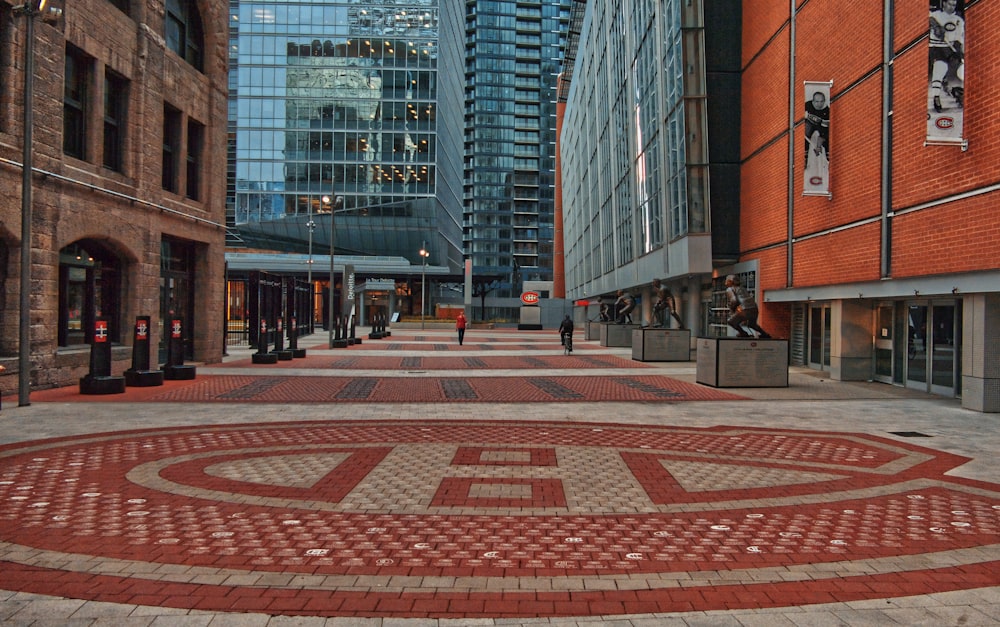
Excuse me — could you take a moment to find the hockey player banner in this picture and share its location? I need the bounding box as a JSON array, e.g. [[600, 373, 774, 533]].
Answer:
[[803, 81, 832, 197], [927, 0, 965, 145]]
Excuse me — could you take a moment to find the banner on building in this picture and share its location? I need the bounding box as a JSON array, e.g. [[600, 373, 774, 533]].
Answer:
[[803, 81, 832, 197], [927, 0, 965, 145]]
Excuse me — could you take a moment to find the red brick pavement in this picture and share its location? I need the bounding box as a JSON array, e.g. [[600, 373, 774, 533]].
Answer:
[[1, 420, 998, 618], [224, 353, 649, 370], [29, 374, 745, 404]]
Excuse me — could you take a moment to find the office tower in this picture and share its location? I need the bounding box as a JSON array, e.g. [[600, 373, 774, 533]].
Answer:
[[226, 0, 463, 269]]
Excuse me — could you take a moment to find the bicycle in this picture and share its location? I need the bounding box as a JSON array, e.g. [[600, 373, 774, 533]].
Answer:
[[563, 333, 573, 355]]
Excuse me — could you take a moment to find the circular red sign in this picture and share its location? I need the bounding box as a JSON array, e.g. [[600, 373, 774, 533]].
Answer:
[[521, 291, 540, 305]]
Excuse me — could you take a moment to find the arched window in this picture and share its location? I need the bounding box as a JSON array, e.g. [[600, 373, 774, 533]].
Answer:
[[165, 0, 204, 72], [58, 241, 123, 347]]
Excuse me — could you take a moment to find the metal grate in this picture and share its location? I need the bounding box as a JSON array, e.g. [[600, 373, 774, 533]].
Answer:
[[889, 431, 931, 438]]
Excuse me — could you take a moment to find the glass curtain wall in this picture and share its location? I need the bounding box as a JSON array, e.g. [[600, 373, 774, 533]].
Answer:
[[228, 1, 443, 259], [559, 0, 713, 299]]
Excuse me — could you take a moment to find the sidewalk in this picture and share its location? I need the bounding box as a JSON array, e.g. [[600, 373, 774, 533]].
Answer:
[[0, 328, 997, 625]]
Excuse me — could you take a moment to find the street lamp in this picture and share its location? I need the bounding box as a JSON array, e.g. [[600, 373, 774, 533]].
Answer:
[[419, 244, 429, 330], [14, 0, 62, 407], [305, 215, 315, 334]]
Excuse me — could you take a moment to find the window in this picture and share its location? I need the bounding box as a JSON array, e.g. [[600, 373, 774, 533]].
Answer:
[[162, 104, 181, 192], [58, 241, 122, 347], [107, 0, 130, 15], [186, 118, 204, 200], [166, 0, 204, 71], [103, 70, 128, 172], [64, 45, 92, 160]]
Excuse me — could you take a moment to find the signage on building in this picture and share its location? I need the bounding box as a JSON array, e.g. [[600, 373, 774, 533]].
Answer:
[[521, 291, 540, 306], [362, 279, 397, 290]]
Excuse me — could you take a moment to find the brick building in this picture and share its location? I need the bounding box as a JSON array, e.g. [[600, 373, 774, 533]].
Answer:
[[741, 0, 1000, 411], [559, 0, 998, 412], [0, 0, 228, 398]]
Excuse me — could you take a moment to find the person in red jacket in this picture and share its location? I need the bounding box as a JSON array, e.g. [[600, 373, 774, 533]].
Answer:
[[456, 311, 467, 345]]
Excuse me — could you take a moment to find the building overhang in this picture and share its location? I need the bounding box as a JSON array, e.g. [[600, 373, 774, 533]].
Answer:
[[764, 269, 1000, 303], [224, 252, 452, 277]]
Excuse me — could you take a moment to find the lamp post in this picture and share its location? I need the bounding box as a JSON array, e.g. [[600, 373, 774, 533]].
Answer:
[[305, 215, 315, 334], [419, 244, 429, 330], [14, 0, 61, 407]]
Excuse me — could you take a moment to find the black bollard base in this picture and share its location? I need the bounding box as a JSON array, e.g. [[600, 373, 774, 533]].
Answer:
[[331, 339, 350, 348], [368, 332, 384, 340], [350, 338, 362, 345], [251, 352, 279, 364], [163, 364, 197, 380], [124, 369, 165, 387], [80, 375, 126, 395], [274, 350, 294, 361], [291, 348, 307, 358]]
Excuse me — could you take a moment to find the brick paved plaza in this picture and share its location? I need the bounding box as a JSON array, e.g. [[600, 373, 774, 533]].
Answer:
[[1, 328, 998, 625]]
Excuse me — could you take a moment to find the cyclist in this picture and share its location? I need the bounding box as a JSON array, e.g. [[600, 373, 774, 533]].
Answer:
[[558, 315, 574, 352]]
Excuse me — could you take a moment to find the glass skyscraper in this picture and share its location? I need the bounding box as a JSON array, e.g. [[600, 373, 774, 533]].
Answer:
[[226, 0, 464, 270], [463, 0, 572, 295]]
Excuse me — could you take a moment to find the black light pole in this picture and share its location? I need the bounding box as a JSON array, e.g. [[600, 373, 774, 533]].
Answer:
[[14, 0, 61, 407], [306, 213, 315, 334], [419, 243, 429, 330]]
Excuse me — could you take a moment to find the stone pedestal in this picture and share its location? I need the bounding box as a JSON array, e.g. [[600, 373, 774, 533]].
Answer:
[[586, 321, 601, 341], [632, 328, 691, 361], [696, 337, 789, 387], [518, 306, 542, 330], [600, 323, 641, 347]]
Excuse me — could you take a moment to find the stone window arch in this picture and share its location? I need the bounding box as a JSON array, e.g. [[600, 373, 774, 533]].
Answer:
[[58, 240, 123, 347]]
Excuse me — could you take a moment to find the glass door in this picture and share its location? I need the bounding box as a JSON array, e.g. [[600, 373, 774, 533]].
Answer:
[[905, 303, 928, 389], [905, 300, 960, 396], [808, 304, 831, 370], [873, 303, 894, 383], [929, 302, 959, 397]]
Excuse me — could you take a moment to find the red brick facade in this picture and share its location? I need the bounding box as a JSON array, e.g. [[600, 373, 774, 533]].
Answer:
[[740, 0, 1000, 335], [0, 0, 228, 396]]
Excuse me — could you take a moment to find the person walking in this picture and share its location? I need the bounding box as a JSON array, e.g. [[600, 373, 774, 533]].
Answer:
[[455, 311, 467, 345]]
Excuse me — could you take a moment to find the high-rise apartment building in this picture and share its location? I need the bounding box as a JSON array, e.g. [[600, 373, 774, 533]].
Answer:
[[463, 0, 572, 296]]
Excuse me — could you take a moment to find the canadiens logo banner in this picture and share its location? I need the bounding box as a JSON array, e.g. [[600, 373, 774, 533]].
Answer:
[[803, 81, 832, 197], [927, 0, 965, 144]]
